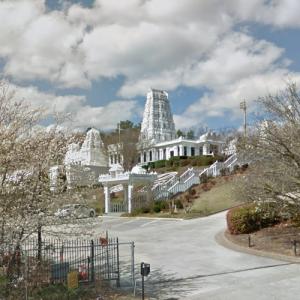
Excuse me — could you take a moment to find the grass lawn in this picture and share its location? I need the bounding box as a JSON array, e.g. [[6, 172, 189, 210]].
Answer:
[[123, 174, 245, 219], [190, 176, 243, 215]]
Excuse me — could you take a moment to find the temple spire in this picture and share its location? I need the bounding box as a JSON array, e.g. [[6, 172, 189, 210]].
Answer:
[[139, 89, 176, 145]]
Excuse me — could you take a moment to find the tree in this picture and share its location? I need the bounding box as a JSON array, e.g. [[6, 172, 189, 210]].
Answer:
[[0, 82, 95, 287], [237, 82, 300, 216], [186, 129, 195, 139], [119, 120, 134, 130], [102, 121, 140, 170], [176, 129, 185, 138]]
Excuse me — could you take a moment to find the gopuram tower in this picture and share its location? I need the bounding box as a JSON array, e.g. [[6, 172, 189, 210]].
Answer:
[[139, 89, 176, 147]]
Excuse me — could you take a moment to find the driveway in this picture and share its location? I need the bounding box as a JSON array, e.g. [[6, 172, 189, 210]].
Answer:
[[99, 212, 300, 300]]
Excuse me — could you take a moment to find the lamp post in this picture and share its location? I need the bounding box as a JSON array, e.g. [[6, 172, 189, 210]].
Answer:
[[240, 100, 247, 138]]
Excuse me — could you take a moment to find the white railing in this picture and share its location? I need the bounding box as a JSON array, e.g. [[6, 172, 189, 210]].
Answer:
[[151, 167, 200, 200], [223, 153, 238, 171], [150, 152, 239, 200]]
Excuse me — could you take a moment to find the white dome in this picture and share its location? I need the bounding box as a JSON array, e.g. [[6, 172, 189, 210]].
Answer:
[[109, 163, 124, 173], [131, 165, 146, 174], [199, 132, 209, 142]]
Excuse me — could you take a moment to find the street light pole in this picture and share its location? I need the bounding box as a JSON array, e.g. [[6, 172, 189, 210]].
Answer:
[[240, 100, 247, 138]]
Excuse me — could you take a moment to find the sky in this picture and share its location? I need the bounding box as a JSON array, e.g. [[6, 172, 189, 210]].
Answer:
[[1, 0, 300, 132]]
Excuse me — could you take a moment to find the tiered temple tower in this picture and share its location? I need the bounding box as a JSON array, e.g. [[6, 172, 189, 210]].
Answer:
[[80, 128, 107, 167], [139, 89, 176, 146]]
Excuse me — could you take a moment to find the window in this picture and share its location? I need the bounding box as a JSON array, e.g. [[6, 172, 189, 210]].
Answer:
[[149, 151, 152, 161], [170, 150, 174, 157], [144, 152, 147, 162], [177, 146, 180, 156], [163, 149, 166, 160], [110, 155, 113, 164], [184, 146, 187, 156]]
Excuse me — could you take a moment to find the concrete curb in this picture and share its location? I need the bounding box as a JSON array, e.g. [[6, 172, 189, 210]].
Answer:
[[100, 215, 184, 221], [215, 230, 300, 263]]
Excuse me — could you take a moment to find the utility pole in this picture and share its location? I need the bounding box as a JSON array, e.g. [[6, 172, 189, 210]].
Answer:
[[240, 100, 247, 137], [118, 122, 121, 144]]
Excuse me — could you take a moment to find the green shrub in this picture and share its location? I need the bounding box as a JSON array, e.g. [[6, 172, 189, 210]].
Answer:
[[180, 159, 191, 167], [148, 162, 155, 169], [241, 163, 249, 171], [226, 204, 281, 234], [191, 159, 198, 166], [233, 165, 240, 173], [152, 200, 168, 213], [175, 199, 184, 209], [154, 160, 166, 168], [95, 207, 102, 215], [226, 204, 261, 234], [220, 168, 229, 176], [200, 173, 208, 184], [165, 159, 173, 167], [141, 206, 151, 213], [188, 188, 196, 196]]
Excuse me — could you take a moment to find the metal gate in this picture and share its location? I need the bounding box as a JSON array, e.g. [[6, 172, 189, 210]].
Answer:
[[3, 237, 135, 290]]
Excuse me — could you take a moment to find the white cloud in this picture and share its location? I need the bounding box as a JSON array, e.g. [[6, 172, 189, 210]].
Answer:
[[229, 0, 300, 28], [70, 100, 138, 130], [1, 0, 300, 130], [174, 70, 300, 129], [10, 83, 137, 130]]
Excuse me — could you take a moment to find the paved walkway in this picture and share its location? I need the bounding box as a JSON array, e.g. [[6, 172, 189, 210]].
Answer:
[[99, 212, 300, 299]]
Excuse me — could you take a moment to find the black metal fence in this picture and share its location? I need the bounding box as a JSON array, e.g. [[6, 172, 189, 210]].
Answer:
[[1, 236, 128, 288]]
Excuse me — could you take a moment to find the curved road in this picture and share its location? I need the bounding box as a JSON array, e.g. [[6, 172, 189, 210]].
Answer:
[[99, 212, 300, 300]]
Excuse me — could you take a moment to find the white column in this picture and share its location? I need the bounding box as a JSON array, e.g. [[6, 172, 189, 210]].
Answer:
[[179, 145, 184, 156], [123, 184, 128, 205], [159, 149, 163, 160], [203, 143, 209, 155], [128, 184, 133, 213], [104, 185, 110, 214]]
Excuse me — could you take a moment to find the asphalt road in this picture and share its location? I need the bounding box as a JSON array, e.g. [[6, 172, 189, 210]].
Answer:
[[49, 213, 300, 299], [101, 213, 300, 300]]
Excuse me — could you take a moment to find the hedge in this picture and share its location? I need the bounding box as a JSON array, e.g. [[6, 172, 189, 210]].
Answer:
[[226, 203, 281, 234]]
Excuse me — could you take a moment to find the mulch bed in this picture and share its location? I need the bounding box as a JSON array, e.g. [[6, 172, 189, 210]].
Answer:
[[226, 222, 300, 257]]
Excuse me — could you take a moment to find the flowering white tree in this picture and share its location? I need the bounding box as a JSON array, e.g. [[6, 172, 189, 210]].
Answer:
[[0, 82, 96, 283], [237, 82, 300, 216]]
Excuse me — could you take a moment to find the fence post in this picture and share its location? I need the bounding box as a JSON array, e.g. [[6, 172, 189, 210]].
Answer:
[[37, 225, 42, 261], [116, 238, 120, 287], [24, 250, 28, 300], [131, 242, 135, 293], [106, 232, 110, 280], [90, 240, 95, 283]]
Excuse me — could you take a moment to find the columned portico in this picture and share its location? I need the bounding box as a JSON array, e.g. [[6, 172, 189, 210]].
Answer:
[[99, 166, 157, 214]]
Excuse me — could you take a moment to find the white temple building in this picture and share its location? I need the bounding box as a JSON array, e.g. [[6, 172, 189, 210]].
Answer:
[[52, 88, 225, 190], [65, 128, 107, 169], [136, 89, 224, 165], [50, 128, 108, 189]]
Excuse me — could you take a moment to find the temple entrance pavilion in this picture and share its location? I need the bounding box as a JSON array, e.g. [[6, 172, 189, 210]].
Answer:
[[98, 167, 157, 214]]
